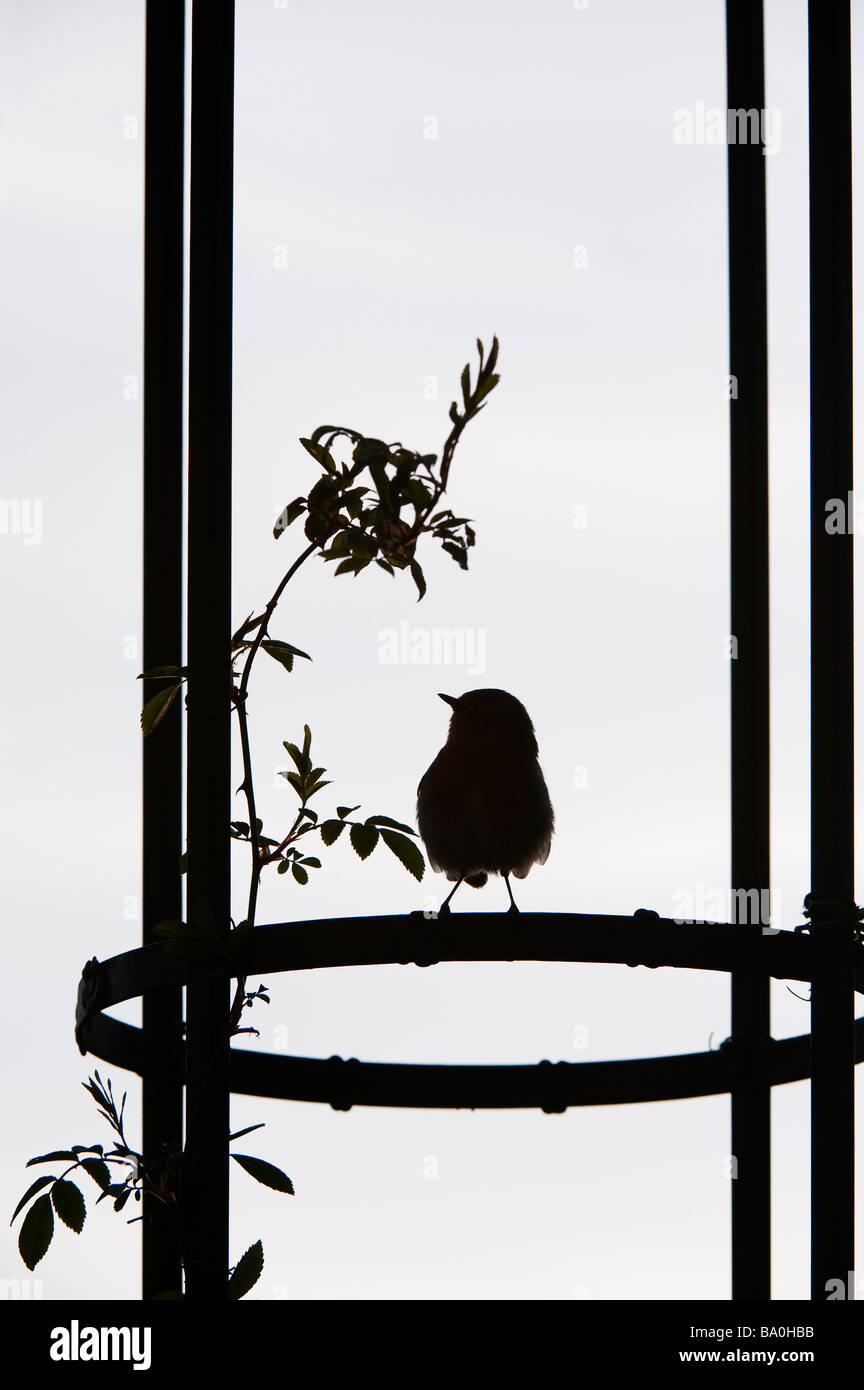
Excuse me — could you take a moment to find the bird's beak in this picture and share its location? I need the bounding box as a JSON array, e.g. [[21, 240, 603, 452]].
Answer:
[[438, 693, 458, 709]]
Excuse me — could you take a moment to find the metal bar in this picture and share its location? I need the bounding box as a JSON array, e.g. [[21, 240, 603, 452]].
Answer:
[[142, 0, 186, 1301], [808, 0, 855, 1301], [182, 0, 235, 1301], [75, 913, 864, 1011], [726, 0, 771, 1301], [76, 1011, 864, 1112]]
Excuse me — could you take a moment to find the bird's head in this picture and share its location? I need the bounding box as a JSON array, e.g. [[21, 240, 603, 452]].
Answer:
[[438, 688, 539, 755]]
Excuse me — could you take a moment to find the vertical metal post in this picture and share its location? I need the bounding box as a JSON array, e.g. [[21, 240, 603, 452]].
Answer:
[[182, 0, 235, 1300], [726, 0, 771, 1301], [142, 0, 186, 1300], [808, 0, 855, 1301]]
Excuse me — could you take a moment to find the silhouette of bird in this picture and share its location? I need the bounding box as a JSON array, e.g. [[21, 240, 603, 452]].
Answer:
[[416, 688, 554, 913]]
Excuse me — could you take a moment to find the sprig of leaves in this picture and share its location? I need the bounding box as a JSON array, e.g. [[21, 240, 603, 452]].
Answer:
[[320, 808, 425, 882], [226, 725, 425, 886], [231, 636, 311, 676], [274, 336, 498, 600], [13, 1072, 292, 1299], [11, 1073, 161, 1271]]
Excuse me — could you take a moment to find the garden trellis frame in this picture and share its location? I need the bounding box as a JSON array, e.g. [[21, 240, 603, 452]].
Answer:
[[75, 0, 861, 1301]]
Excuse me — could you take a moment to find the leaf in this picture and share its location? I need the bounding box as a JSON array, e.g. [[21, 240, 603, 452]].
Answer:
[[262, 643, 294, 673], [52, 1180, 86, 1234], [229, 1123, 266, 1143], [304, 510, 335, 546], [325, 529, 351, 558], [350, 823, 379, 860], [343, 487, 368, 519], [113, 1188, 133, 1213], [304, 779, 331, 798], [279, 771, 304, 795], [380, 830, 426, 882], [337, 805, 360, 820], [137, 665, 187, 680], [26, 1151, 76, 1168], [299, 856, 321, 868], [300, 437, 335, 470], [79, 1158, 111, 1192], [230, 821, 251, 838], [141, 683, 181, 736], [228, 1240, 264, 1301], [352, 437, 390, 470], [282, 741, 307, 774], [11, 1175, 56, 1225], [319, 820, 345, 846], [18, 1194, 53, 1270], [273, 497, 306, 538], [461, 362, 471, 406], [291, 864, 308, 885], [95, 1180, 130, 1207], [376, 558, 395, 575], [277, 859, 291, 874], [405, 479, 433, 509], [391, 448, 418, 473], [409, 560, 427, 601], [442, 540, 468, 570], [471, 372, 499, 408], [232, 1155, 295, 1194], [365, 815, 417, 834], [308, 473, 339, 506], [261, 640, 312, 674], [277, 641, 311, 662]]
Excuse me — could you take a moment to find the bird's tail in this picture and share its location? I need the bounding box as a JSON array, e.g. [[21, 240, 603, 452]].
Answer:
[[465, 872, 488, 888]]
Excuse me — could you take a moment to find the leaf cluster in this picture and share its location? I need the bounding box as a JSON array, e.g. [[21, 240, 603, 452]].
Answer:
[[12, 1074, 153, 1271], [228, 724, 425, 886], [12, 1074, 293, 1301], [274, 336, 498, 599]]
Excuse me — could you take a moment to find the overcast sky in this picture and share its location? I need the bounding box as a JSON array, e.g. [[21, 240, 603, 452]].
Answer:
[[1, 0, 863, 1301]]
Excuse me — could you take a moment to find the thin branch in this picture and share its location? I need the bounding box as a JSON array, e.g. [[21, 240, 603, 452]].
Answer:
[[229, 541, 317, 1031]]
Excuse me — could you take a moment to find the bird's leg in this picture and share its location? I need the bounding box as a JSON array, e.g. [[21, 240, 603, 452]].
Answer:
[[438, 877, 465, 916], [503, 874, 519, 914]]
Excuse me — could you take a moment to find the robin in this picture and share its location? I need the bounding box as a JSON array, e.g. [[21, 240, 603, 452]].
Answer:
[[416, 689, 554, 913]]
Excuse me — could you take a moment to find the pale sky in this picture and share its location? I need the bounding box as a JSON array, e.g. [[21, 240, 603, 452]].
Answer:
[[1, 0, 863, 1300]]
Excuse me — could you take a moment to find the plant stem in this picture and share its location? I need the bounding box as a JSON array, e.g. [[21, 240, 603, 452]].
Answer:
[[229, 541, 317, 1030]]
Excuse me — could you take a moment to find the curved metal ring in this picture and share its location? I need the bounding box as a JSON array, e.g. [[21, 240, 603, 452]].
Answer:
[[74, 911, 864, 1110]]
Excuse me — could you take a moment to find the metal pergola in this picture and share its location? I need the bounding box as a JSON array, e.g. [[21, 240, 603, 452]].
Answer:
[[75, 0, 860, 1300]]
